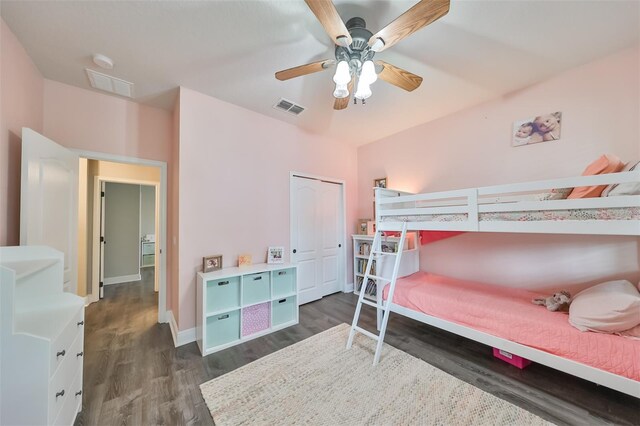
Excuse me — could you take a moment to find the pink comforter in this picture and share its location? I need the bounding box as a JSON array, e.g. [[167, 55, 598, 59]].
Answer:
[[383, 272, 640, 381]]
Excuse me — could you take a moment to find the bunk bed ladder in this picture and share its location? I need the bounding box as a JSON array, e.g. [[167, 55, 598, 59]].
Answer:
[[346, 222, 408, 366]]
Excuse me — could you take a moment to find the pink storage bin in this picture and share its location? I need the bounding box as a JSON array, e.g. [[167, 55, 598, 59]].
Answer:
[[493, 348, 532, 369], [242, 302, 270, 337]]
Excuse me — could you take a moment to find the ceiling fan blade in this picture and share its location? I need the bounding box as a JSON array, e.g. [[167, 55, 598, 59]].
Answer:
[[275, 59, 335, 81], [333, 77, 355, 110], [376, 61, 423, 91], [368, 0, 450, 52], [304, 0, 352, 47]]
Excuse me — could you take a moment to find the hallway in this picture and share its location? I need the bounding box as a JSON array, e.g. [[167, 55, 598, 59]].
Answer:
[[76, 269, 211, 425]]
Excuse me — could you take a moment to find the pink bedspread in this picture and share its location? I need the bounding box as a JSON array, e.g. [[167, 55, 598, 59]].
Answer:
[[383, 272, 640, 381]]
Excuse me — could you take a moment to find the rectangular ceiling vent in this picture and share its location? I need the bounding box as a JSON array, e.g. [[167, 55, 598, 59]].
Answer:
[[273, 98, 305, 116], [85, 68, 134, 98]]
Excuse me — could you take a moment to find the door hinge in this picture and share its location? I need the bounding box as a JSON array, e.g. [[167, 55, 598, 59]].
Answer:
[[101, 191, 105, 197], [100, 236, 105, 243], [99, 281, 104, 288]]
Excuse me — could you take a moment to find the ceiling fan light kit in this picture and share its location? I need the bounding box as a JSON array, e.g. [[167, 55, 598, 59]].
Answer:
[[276, 0, 450, 110]]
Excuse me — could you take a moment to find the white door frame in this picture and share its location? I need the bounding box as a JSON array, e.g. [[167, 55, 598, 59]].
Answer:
[[74, 149, 168, 324], [289, 171, 348, 300]]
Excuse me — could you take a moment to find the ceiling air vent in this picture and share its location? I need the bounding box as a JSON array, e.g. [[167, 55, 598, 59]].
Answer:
[[85, 68, 134, 98], [273, 98, 305, 116]]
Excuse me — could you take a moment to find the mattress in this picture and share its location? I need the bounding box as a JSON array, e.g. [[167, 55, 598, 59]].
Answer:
[[382, 272, 640, 381], [380, 207, 640, 223]]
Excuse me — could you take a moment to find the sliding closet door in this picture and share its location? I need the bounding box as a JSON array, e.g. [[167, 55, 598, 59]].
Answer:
[[291, 176, 344, 305]]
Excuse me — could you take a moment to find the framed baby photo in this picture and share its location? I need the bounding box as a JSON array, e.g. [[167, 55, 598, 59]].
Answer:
[[512, 111, 562, 147], [203, 254, 222, 273], [267, 246, 284, 264], [374, 177, 387, 189]]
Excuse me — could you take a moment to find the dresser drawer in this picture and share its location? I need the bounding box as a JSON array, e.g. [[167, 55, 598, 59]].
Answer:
[[242, 272, 270, 305], [53, 369, 82, 426], [51, 307, 84, 376], [49, 331, 82, 423]]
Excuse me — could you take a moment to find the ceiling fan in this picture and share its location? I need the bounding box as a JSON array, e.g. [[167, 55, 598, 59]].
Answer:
[[275, 0, 450, 110]]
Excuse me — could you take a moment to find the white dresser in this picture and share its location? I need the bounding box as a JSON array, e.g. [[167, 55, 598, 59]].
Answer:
[[0, 246, 85, 425]]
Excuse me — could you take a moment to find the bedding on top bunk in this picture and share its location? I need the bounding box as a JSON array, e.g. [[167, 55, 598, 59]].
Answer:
[[382, 272, 640, 381], [380, 206, 640, 223]]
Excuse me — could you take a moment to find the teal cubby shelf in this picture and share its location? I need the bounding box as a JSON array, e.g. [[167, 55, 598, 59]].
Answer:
[[196, 263, 298, 356]]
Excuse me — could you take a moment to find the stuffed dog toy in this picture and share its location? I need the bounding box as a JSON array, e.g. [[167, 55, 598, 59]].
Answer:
[[532, 291, 572, 312]]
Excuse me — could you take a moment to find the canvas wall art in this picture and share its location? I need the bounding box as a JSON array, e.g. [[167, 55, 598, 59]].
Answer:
[[512, 112, 562, 147]]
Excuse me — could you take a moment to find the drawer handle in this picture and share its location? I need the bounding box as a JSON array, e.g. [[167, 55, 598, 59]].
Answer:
[[218, 314, 230, 320], [77, 320, 84, 327], [278, 271, 286, 276], [56, 390, 65, 399], [278, 299, 287, 303], [57, 349, 66, 358], [77, 351, 84, 358], [75, 390, 83, 397], [253, 276, 262, 281], [218, 281, 230, 286]]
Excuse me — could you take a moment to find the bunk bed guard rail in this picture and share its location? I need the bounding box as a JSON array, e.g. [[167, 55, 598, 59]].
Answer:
[[374, 170, 640, 236]]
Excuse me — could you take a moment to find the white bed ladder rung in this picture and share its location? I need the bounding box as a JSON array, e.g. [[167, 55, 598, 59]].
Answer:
[[367, 274, 390, 282], [360, 299, 383, 309], [347, 222, 408, 366], [372, 250, 397, 256], [353, 326, 379, 341]]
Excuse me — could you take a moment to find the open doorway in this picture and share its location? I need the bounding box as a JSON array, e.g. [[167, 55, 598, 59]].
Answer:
[[76, 155, 167, 323]]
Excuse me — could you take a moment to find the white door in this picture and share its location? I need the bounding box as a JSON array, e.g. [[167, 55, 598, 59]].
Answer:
[[20, 128, 78, 294], [99, 181, 106, 299], [291, 175, 344, 304]]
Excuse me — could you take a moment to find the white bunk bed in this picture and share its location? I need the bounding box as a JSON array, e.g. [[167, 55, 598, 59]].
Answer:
[[347, 170, 640, 398]]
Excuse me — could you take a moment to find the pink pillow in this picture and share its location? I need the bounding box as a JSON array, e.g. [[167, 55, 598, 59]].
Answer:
[[567, 154, 624, 199], [569, 280, 640, 333]]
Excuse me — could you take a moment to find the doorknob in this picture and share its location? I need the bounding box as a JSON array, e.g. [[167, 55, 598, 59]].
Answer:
[[293, 249, 297, 254]]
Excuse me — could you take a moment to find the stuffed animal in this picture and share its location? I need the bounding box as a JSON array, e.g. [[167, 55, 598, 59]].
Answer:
[[532, 291, 572, 312]]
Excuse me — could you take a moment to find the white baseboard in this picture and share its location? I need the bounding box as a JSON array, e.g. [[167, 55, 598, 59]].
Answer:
[[167, 310, 196, 347], [104, 273, 141, 285], [344, 282, 354, 293]]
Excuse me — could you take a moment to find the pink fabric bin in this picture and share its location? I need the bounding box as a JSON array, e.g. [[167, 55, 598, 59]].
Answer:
[[493, 348, 532, 369], [242, 302, 270, 337]]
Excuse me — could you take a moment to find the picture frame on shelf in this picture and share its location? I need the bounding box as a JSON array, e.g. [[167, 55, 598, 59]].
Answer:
[[203, 254, 222, 273], [238, 254, 252, 267], [374, 177, 387, 188], [267, 246, 284, 264], [356, 218, 371, 235]]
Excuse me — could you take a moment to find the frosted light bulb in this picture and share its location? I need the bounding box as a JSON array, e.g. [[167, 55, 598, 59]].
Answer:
[[360, 60, 377, 84], [354, 79, 371, 100], [333, 61, 351, 85], [333, 83, 349, 99]]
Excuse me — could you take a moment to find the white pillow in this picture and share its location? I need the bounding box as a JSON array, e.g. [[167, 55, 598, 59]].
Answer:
[[603, 161, 639, 196], [569, 280, 640, 333]]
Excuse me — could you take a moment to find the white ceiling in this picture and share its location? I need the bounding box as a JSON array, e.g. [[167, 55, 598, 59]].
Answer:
[[2, 0, 638, 146]]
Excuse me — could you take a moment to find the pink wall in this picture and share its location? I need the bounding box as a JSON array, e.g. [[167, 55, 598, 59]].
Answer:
[[177, 87, 357, 330], [168, 95, 180, 322], [358, 47, 640, 292], [43, 80, 172, 163], [0, 19, 44, 246]]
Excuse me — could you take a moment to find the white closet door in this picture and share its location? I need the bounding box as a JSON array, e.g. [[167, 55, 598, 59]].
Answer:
[[291, 176, 344, 305], [20, 128, 78, 294]]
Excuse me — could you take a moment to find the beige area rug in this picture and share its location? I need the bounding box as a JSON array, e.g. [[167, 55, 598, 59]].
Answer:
[[200, 324, 552, 425]]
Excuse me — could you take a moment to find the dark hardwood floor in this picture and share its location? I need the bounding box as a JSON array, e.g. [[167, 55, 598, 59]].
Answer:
[[76, 270, 639, 425]]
